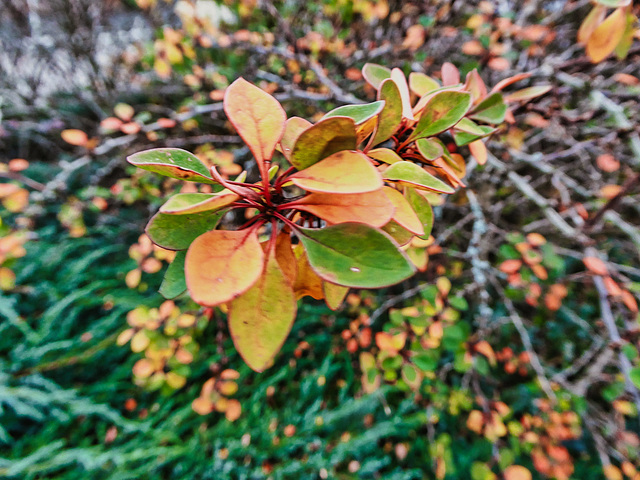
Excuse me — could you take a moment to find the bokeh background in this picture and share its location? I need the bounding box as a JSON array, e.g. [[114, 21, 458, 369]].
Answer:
[[1, 1, 640, 479]]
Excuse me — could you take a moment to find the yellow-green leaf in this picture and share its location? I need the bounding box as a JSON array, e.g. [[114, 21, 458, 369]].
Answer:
[[371, 78, 403, 145], [159, 192, 239, 215], [229, 244, 296, 372], [289, 117, 357, 170], [408, 91, 472, 141], [127, 148, 217, 184], [383, 161, 455, 194]]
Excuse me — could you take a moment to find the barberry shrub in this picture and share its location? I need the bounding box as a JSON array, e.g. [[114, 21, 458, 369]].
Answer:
[[128, 63, 549, 371]]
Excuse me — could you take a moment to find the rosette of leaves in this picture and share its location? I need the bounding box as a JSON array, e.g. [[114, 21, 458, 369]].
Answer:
[[128, 65, 548, 372]]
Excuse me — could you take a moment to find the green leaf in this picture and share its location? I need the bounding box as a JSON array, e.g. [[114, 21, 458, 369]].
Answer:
[[631, 366, 640, 390], [367, 148, 403, 164], [408, 91, 472, 142], [159, 251, 187, 299], [289, 117, 357, 170], [413, 353, 438, 372], [383, 161, 455, 194], [405, 187, 434, 240], [146, 210, 225, 250], [452, 120, 496, 146], [470, 92, 507, 124], [371, 79, 403, 145], [382, 220, 414, 246], [362, 63, 392, 89], [415, 138, 444, 161], [296, 223, 416, 288], [127, 148, 217, 184], [159, 192, 238, 215], [322, 101, 385, 125], [229, 247, 297, 372]]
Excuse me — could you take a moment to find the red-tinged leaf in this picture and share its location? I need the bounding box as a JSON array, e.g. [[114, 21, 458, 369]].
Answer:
[[293, 243, 324, 300], [383, 187, 424, 236], [375, 331, 407, 354], [578, 5, 607, 44], [391, 67, 414, 119], [371, 78, 403, 145], [584, 256, 608, 275], [409, 72, 440, 97], [441, 62, 460, 86], [408, 91, 472, 141], [474, 341, 496, 365], [367, 148, 403, 164], [185, 230, 264, 306], [469, 140, 488, 165], [159, 192, 239, 215], [289, 117, 357, 170], [382, 221, 414, 246], [228, 244, 297, 372], [504, 465, 532, 480], [278, 117, 311, 160], [491, 73, 531, 92], [505, 86, 552, 103], [586, 8, 626, 63], [291, 191, 394, 227], [61, 129, 89, 147], [362, 63, 391, 89], [383, 161, 455, 194], [621, 290, 638, 313], [289, 150, 383, 194], [323, 281, 349, 311], [464, 69, 487, 103], [224, 78, 286, 168], [127, 148, 217, 184], [295, 223, 416, 288]]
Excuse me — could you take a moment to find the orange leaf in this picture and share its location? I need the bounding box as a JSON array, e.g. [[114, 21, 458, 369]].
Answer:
[[603, 276, 623, 297], [577, 5, 606, 44], [375, 331, 407, 354], [291, 191, 394, 227], [289, 150, 383, 194], [583, 256, 608, 276], [499, 259, 522, 274], [474, 340, 496, 365], [504, 465, 532, 480], [61, 129, 88, 147], [441, 62, 460, 86], [469, 139, 488, 165], [466, 410, 484, 434], [586, 8, 627, 63], [278, 117, 311, 160], [596, 154, 620, 172], [274, 231, 297, 286], [383, 187, 424, 236], [185, 230, 264, 306], [224, 78, 286, 170], [621, 290, 638, 313]]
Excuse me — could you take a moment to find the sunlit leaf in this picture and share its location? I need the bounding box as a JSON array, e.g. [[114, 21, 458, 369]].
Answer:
[[291, 191, 394, 227], [127, 148, 217, 184], [224, 78, 286, 168], [408, 91, 472, 141], [146, 209, 226, 250], [289, 150, 383, 194], [185, 229, 264, 306], [367, 148, 403, 164], [322, 101, 385, 125], [464, 69, 488, 103], [469, 140, 488, 165], [409, 72, 440, 97], [159, 192, 238, 215], [371, 78, 403, 145], [391, 67, 414, 119], [159, 250, 187, 299], [383, 161, 455, 194], [362, 63, 391, 89], [289, 117, 357, 170], [470, 93, 507, 124], [383, 187, 424, 236], [296, 223, 416, 288], [229, 244, 296, 372]]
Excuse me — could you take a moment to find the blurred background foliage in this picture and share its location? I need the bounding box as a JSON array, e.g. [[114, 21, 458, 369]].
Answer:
[[1, 0, 640, 478]]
